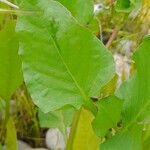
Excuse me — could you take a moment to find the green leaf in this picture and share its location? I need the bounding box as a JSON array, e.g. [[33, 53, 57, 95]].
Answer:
[[0, 99, 5, 112], [38, 106, 75, 134], [116, 35, 150, 124], [5, 117, 18, 150], [67, 107, 100, 150], [115, 0, 142, 13], [57, 0, 93, 25], [100, 74, 118, 98], [0, 21, 23, 100], [102, 35, 150, 150], [101, 124, 142, 150], [87, 16, 101, 36], [142, 125, 150, 150], [16, 0, 115, 113], [115, 0, 132, 12], [92, 96, 123, 137]]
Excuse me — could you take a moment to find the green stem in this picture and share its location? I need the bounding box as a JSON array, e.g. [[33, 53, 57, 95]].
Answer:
[[0, 8, 40, 15], [66, 108, 81, 150], [0, 97, 11, 142]]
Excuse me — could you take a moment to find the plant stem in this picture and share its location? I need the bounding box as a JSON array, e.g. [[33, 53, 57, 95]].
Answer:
[[66, 108, 81, 150], [0, 97, 11, 142], [0, 0, 19, 9], [106, 27, 119, 48], [0, 8, 40, 15]]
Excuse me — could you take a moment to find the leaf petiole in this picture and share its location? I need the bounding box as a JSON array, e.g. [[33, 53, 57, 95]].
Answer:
[[0, 0, 19, 9]]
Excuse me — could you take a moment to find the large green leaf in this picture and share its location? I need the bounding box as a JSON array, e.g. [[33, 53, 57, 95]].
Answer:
[[16, 0, 114, 113], [101, 36, 150, 149], [0, 21, 23, 100], [57, 0, 93, 25], [92, 96, 123, 137]]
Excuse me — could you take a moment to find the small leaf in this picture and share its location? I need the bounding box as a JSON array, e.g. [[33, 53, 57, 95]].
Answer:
[[0, 21, 23, 100], [5, 117, 18, 150], [115, 0, 132, 12], [92, 96, 123, 137], [115, 0, 142, 13], [67, 107, 100, 150], [39, 106, 75, 134], [100, 74, 118, 98]]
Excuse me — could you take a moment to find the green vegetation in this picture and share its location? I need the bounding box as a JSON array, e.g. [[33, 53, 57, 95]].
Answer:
[[0, 0, 150, 149]]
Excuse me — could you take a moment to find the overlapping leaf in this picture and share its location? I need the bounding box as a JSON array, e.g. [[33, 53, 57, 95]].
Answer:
[[67, 108, 100, 150], [101, 36, 150, 150], [16, 0, 115, 113], [39, 106, 75, 135], [101, 124, 142, 150], [0, 21, 23, 100], [92, 96, 123, 137], [116, 35, 150, 124], [115, 0, 142, 13]]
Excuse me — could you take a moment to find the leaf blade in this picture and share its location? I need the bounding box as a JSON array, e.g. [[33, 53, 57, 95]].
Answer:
[[57, 0, 93, 25], [67, 108, 100, 150], [92, 96, 123, 137], [0, 21, 23, 100], [104, 35, 150, 150], [17, 0, 115, 112]]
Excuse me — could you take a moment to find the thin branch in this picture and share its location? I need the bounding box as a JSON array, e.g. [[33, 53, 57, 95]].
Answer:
[[106, 27, 119, 48], [0, 0, 19, 9]]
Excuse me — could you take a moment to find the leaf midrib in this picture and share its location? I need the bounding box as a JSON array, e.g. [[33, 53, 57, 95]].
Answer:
[[48, 31, 88, 103]]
